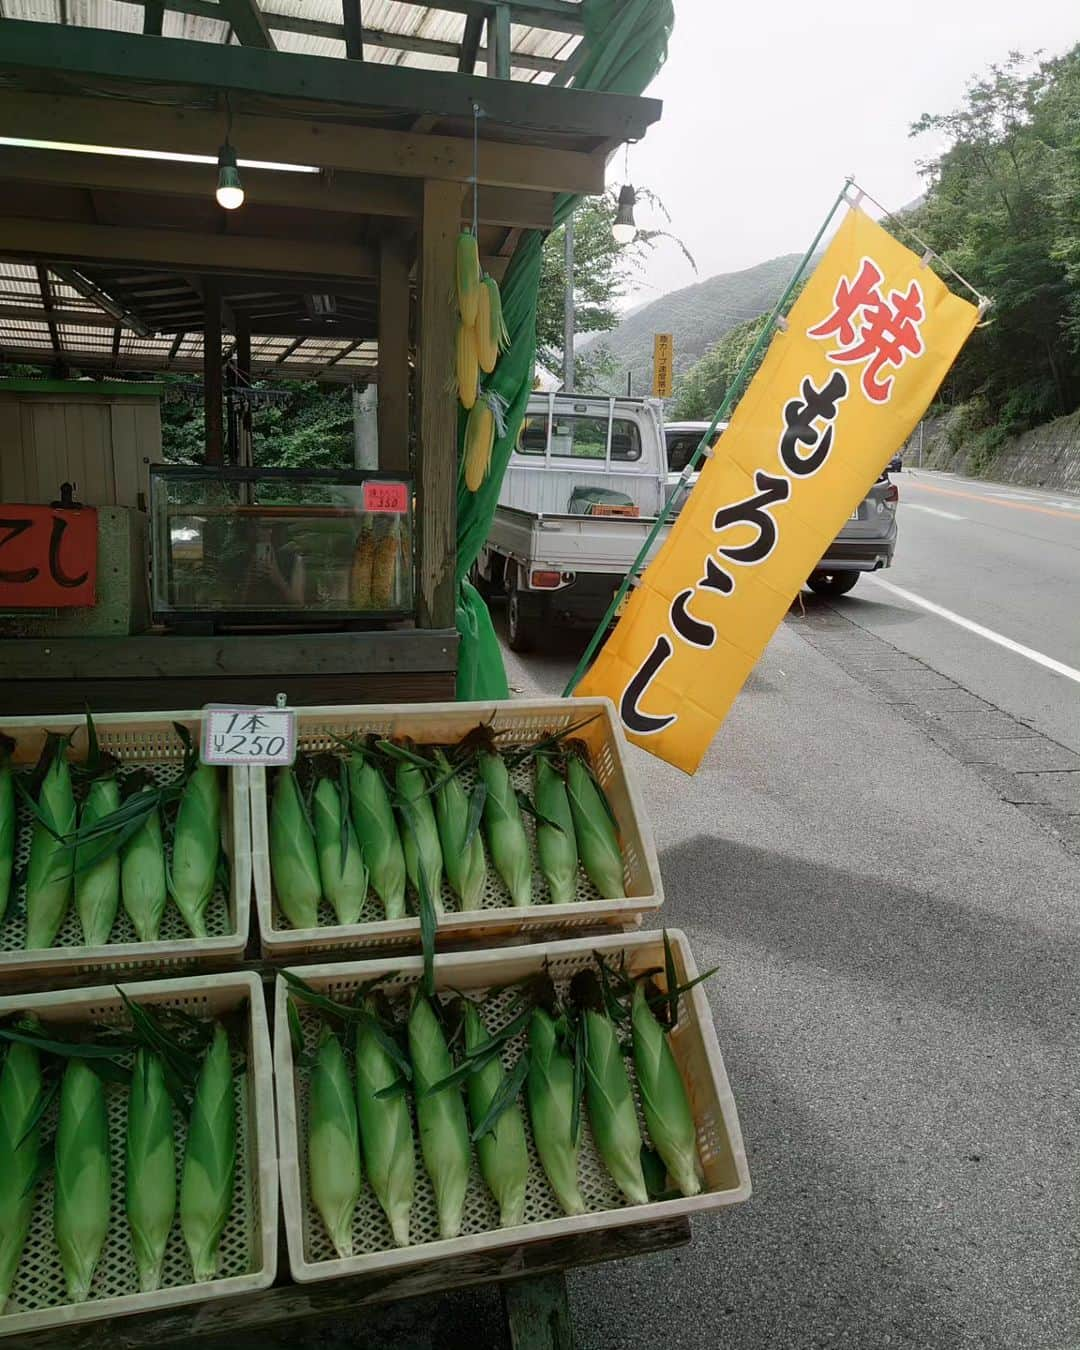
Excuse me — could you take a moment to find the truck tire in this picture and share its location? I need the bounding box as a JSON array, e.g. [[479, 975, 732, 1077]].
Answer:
[[507, 572, 544, 652], [807, 569, 860, 596]]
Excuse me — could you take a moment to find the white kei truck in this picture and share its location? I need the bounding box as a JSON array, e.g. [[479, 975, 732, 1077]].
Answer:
[[473, 393, 671, 651]]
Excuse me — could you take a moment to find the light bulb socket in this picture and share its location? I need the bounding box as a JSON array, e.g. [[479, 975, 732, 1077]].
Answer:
[[612, 183, 636, 244], [216, 141, 244, 210]]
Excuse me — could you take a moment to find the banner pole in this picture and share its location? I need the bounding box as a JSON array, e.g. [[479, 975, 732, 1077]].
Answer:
[[562, 179, 854, 698]]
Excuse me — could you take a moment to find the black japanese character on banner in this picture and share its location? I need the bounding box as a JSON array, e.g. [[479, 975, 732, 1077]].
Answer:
[[779, 372, 848, 477], [48, 517, 89, 588], [620, 635, 676, 736], [0, 520, 38, 584], [670, 589, 715, 648], [713, 471, 791, 563]]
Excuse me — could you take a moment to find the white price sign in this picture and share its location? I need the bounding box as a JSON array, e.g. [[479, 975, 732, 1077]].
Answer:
[[202, 706, 296, 766]]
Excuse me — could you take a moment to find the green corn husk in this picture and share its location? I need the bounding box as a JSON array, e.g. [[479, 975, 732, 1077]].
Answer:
[[583, 1009, 647, 1206], [180, 1025, 236, 1282], [535, 755, 578, 905], [347, 755, 407, 920], [313, 776, 368, 926], [408, 994, 469, 1240], [631, 985, 702, 1197], [308, 1028, 362, 1259], [396, 763, 443, 915], [121, 798, 168, 943], [464, 1001, 527, 1228], [54, 1059, 111, 1304], [0, 736, 15, 926], [354, 1001, 413, 1246], [0, 1040, 43, 1311], [170, 762, 221, 939], [74, 776, 121, 946], [126, 1048, 177, 1293], [433, 752, 486, 911], [565, 757, 625, 900], [526, 1010, 584, 1216], [478, 750, 531, 907], [270, 768, 321, 930], [25, 743, 76, 949]]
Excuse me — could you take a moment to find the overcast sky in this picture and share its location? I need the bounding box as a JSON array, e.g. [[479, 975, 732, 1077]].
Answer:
[[618, 0, 1078, 304]]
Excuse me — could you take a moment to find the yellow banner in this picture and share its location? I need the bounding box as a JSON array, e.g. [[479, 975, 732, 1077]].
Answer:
[[653, 333, 674, 397], [576, 206, 980, 772]]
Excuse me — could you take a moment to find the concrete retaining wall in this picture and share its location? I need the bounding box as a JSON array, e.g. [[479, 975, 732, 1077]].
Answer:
[[904, 408, 1080, 495]]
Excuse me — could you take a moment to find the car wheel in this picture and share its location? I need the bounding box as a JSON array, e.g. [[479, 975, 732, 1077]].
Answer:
[[507, 572, 544, 652], [807, 570, 860, 596]]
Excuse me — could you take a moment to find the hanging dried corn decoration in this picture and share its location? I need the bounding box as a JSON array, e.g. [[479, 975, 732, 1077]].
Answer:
[[476, 276, 508, 375], [464, 390, 508, 494], [456, 231, 481, 329], [456, 320, 480, 410]]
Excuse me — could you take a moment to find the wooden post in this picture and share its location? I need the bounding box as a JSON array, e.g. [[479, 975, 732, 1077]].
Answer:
[[416, 179, 459, 630], [377, 235, 411, 475], [202, 278, 224, 466], [234, 314, 253, 467], [487, 4, 512, 79]]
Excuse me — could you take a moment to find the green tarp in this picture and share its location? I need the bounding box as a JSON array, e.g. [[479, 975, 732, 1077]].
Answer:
[[454, 0, 675, 700]]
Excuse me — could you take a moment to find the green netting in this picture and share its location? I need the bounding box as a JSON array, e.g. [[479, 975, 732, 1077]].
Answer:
[[454, 0, 675, 700]]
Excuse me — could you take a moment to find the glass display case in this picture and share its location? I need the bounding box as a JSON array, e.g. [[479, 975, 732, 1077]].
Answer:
[[149, 467, 414, 626]]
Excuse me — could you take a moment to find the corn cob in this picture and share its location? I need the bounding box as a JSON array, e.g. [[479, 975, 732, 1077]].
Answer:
[[456, 231, 481, 327], [464, 1001, 527, 1228], [0, 735, 14, 926], [631, 984, 702, 1197], [476, 276, 507, 375], [347, 755, 406, 920], [408, 994, 470, 1240], [313, 775, 367, 926], [371, 522, 400, 610], [180, 1024, 236, 1282], [121, 796, 168, 943], [463, 398, 496, 493], [354, 1000, 413, 1246], [565, 757, 625, 899], [169, 761, 221, 939], [456, 321, 479, 410], [308, 1027, 362, 1259], [583, 1008, 647, 1206], [25, 740, 76, 949], [0, 1040, 42, 1311], [73, 776, 121, 946], [350, 521, 375, 609], [526, 1009, 584, 1216], [126, 1048, 176, 1293], [432, 751, 486, 911], [535, 754, 578, 905], [479, 750, 531, 907], [54, 1059, 111, 1304], [270, 768, 321, 930], [396, 761, 443, 915]]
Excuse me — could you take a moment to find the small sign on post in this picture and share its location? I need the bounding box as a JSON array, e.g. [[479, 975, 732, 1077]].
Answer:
[[202, 705, 297, 766], [652, 333, 674, 399]]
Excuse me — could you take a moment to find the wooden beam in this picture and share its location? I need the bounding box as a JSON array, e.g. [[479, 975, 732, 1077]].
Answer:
[[0, 92, 604, 196], [219, 0, 275, 48], [341, 0, 363, 60], [0, 149, 555, 229], [0, 343, 374, 381], [457, 14, 483, 75], [0, 216, 378, 283], [0, 24, 660, 146], [487, 5, 512, 80], [143, 2, 164, 36], [111, 325, 122, 366], [0, 302, 141, 329], [34, 264, 61, 354], [416, 179, 459, 630], [202, 277, 223, 466], [377, 235, 411, 475], [167, 330, 186, 364]]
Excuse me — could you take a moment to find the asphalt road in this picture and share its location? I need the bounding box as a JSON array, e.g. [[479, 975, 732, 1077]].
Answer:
[[852, 470, 1080, 751], [487, 479, 1079, 1350]]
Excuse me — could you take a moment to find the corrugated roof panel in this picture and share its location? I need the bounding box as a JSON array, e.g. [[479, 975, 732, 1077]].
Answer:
[[4, 1, 63, 22], [161, 7, 231, 44], [69, 0, 143, 34]]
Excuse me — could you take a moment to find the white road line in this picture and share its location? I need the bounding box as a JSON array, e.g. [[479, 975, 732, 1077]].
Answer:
[[866, 578, 1080, 686], [904, 504, 966, 521]]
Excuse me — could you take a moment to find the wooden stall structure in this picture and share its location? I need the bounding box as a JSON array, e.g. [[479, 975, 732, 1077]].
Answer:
[[0, 3, 661, 714]]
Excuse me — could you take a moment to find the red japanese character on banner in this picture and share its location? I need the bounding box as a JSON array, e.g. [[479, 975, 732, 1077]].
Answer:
[[808, 257, 925, 404]]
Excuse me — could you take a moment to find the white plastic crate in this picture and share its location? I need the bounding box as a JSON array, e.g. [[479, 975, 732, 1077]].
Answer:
[[0, 971, 277, 1337], [274, 929, 750, 1284], [0, 711, 252, 987], [252, 697, 663, 959]]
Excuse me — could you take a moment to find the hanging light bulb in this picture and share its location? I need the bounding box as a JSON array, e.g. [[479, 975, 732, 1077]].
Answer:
[[612, 184, 636, 245], [216, 141, 244, 210]]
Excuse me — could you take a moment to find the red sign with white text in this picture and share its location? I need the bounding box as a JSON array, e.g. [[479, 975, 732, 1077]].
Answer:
[[0, 506, 97, 608], [362, 481, 409, 514]]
